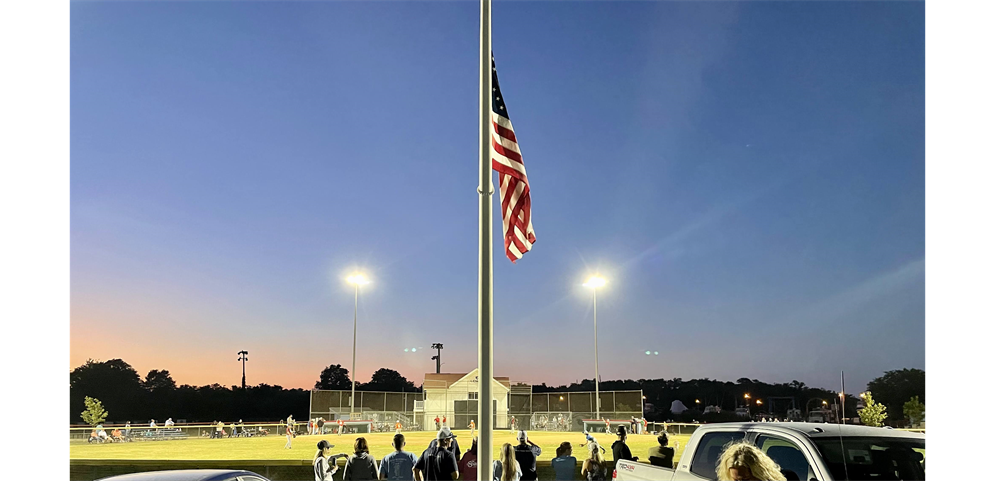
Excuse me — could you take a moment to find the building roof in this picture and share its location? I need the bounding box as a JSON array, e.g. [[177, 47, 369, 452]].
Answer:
[[424, 371, 511, 390]]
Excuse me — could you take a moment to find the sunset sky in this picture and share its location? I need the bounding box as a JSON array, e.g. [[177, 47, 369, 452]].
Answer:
[[70, 1, 924, 392]]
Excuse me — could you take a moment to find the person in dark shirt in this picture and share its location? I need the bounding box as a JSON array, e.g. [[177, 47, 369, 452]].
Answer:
[[414, 427, 459, 481], [513, 430, 542, 481], [611, 426, 638, 463], [647, 432, 675, 468], [426, 433, 462, 464]]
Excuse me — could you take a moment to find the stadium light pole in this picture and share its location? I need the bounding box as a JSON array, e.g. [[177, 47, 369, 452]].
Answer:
[[347, 273, 370, 418], [584, 275, 606, 420], [237, 350, 248, 389]]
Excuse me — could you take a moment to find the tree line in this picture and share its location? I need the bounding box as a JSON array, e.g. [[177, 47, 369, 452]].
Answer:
[[70, 358, 922, 427]]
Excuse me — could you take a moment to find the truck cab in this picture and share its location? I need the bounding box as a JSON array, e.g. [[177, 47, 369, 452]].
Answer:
[[614, 422, 925, 481]]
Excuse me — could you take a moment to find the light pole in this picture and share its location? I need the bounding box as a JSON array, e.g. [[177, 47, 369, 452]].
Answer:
[[347, 273, 370, 418], [237, 350, 248, 389], [584, 275, 606, 420], [431, 343, 444, 374]]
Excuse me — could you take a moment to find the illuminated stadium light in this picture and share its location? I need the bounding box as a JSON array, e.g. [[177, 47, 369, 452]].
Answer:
[[404, 348, 410, 352], [583, 276, 606, 288], [645, 351, 651, 355], [654, 351, 659, 355], [347, 273, 370, 285]]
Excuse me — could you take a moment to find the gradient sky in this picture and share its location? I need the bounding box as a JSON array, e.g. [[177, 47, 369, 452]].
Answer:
[[70, 1, 924, 393]]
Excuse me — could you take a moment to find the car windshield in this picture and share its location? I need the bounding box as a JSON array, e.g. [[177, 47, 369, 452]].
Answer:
[[813, 437, 925, 481]]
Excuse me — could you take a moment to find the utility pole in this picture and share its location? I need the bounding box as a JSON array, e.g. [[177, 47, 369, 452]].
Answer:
[[237, 350, 248, 389], [431, 343, 444, 374]]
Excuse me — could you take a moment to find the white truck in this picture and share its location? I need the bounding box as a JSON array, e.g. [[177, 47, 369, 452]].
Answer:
[[614, 422, 925, 481]]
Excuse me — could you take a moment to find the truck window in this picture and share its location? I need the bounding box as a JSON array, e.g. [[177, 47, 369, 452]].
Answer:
[[754, 434, 812, 481], [690, 431, 746, 480], [812, 437, 925, 480]]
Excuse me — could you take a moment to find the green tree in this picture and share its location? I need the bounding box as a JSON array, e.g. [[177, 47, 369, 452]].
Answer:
[[867, 368, 924, 423], [81, 396, 108, 426], [903, 396, 925, 426], [858, 393, 887, 427]]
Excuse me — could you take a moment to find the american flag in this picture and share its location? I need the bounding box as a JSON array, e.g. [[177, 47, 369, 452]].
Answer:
[[491, 54, 535, 262]]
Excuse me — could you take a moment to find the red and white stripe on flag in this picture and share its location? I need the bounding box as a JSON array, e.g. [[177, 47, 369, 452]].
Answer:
[[490, 54, 535, 263]]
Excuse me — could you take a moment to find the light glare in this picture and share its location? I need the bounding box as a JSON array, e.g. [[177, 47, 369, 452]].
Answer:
[[347, 273, 370, 285], [583, 275, 606, 288]]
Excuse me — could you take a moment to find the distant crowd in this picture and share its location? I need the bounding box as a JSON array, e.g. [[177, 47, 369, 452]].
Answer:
[[310, 423, 684, 481]]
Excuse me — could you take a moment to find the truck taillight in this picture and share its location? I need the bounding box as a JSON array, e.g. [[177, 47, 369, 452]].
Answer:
[[612, 468, 617, 479]]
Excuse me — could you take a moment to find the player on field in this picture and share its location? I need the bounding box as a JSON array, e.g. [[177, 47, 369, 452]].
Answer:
[[468, 419, 475, 439], [395, 420, 403, 435]]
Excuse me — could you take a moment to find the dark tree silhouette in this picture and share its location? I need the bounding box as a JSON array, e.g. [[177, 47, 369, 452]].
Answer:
[[361, 368, 416, 392], [315, 364, 352, 390], [143, 369, 177, 392], [70, 359, 146, 423]]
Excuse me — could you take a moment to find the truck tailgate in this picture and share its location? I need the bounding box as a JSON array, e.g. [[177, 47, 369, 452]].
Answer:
[[614, 459, 675, 481]]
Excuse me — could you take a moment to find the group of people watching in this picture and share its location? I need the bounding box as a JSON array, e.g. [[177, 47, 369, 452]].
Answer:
[[210, 419, 250, 438]]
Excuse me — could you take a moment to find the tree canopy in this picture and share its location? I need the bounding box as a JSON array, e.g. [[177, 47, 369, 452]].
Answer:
[[315, 364, 352, 390], [867, 368, 925, 423]]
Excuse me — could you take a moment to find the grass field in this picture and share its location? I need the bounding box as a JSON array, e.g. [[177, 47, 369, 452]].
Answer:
[[70, 429, 690, 464]]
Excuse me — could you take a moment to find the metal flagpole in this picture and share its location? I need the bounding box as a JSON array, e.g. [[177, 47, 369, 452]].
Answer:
[[478, 0, 494, 479]]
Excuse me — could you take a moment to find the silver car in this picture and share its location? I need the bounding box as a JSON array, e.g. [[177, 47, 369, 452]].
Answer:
[[97, 469, 271, 481]]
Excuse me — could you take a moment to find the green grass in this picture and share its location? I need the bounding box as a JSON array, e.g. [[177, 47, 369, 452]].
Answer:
[[70, 430, 690, 465]]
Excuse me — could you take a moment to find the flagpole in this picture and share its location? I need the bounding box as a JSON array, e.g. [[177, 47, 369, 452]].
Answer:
[[477, 0, 494, 480]]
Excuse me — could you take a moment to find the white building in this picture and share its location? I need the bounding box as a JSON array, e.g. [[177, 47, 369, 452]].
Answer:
[[419, 369, 512, 429]]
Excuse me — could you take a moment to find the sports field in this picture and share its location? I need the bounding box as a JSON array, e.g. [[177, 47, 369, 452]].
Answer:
[[70, 429, 690, 464]]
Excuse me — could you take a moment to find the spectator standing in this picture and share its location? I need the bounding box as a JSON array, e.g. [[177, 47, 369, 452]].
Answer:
[[551, 442, 577, 481], [493, 443, 522, 481], [217, 421, 226, 439], [413, 427, 459, 481], [343, 437, 379, 480], [457, 437, 478, 481], [124, 421, 131, 439], [427, 426, 463, 464], [716, 442, 786, 481], [581, 441, 607, 481], [611, 426, 638, 463], [647, 433, 675, 469], [314, 439, 343, 481], [379, 433, 417, 481], [513, 431, 541, 481]]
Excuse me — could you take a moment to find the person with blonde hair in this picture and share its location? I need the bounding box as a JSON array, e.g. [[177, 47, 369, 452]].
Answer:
[[492, 443, 522, 481], [580, 440, 607, 481], [716, 442, 786, 481]]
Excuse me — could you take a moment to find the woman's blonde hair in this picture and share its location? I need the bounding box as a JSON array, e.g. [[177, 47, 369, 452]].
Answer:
[[716, 442, 786, 481], [587, 441, 604, 465], [500, 443, 516, 481]]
